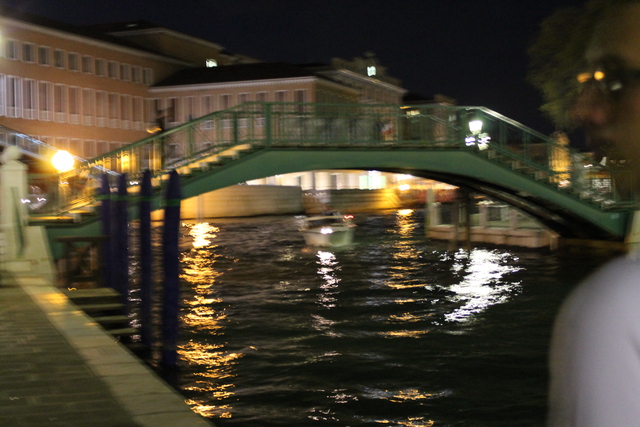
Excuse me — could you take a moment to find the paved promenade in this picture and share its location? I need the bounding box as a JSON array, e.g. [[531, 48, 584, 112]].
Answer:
[[0, 271, 214, 427]]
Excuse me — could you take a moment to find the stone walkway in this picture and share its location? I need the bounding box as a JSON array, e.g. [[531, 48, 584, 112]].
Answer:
[[0, 271, 214, 427]]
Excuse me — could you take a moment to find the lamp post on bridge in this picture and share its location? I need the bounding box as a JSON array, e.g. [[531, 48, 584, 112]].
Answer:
[[466, 119, 491, 150]]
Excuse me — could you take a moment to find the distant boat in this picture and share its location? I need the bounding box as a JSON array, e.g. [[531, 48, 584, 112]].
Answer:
[[299, 214, 356, 247]]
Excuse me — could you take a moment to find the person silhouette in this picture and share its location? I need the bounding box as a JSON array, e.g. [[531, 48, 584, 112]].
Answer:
[[545, 1, 640, 426]]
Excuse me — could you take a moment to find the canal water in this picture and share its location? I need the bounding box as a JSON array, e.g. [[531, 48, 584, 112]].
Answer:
[[152, 210, 610, 426]]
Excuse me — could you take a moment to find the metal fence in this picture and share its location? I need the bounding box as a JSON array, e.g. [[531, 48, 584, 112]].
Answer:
[[12, 102, 635, 216]]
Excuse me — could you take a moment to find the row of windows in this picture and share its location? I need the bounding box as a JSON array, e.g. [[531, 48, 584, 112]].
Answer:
[[0, 75, 308, 130], [0, 75, 154, 129], [3, 39, 154, 85], [38, 136, 125, 158], [160, 89, 307, 123]]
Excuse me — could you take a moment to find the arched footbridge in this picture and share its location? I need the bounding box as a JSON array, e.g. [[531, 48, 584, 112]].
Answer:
[[7, 102, 636, 254]]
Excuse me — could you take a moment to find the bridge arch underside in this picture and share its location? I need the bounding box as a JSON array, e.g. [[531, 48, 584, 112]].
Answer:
[[183, 148, 630, 241]]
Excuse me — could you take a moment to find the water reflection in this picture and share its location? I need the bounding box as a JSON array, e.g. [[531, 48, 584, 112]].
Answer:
[[315, 250, 341, 309], [394, 209, 417, 237], [389, 209, 421, 265], [443, 248, 522, 322], [189, 222, 219, 248], [179, 222, 238, 418], [359, 388, 438, 426], [174, 213, 549, 426]]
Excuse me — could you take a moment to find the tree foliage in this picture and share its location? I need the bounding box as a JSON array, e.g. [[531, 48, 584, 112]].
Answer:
[[528, 6, 593, 130]]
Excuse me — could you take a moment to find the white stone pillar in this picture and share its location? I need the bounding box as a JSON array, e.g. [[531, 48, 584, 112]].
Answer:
[[426, 189, 440, 227], [0, 146, 29, 261], [479, 204, 488, 229]]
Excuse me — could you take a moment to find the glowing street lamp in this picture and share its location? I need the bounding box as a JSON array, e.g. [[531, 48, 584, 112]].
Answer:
[[465, 118, 491, 150], [52, 150, 75, 211], [469, 119, 483, 134], [52, 150, 74, 172]]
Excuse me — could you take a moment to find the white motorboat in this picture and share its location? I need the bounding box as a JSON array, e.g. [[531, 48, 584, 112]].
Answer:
[[299, 214, 356, 247]]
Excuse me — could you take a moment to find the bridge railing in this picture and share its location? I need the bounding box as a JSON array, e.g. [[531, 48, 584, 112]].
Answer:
[[24, 102, 636, 216], [463, 107, 635, 207], [27, 102, 464, 214], [0, 124, 85, 162]]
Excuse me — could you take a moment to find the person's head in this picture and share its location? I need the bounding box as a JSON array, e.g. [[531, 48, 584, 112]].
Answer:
[[572, 0, 640, 173]]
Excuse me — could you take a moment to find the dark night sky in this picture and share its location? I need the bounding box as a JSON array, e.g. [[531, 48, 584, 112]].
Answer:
[[2, 0, 589, 135]]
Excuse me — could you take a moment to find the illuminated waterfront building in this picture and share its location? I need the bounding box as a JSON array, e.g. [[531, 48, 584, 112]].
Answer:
[[0, 9, 404, 154], [0, 7, 456, 194]]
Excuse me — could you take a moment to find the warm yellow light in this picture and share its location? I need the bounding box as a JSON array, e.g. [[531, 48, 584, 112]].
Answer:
[[594, 70, 605, 81], [52, 150, 75, 172], [577, 72, 591, 84]]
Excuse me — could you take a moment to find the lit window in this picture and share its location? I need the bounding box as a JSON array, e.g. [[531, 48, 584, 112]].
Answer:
[[205, 59, 217, 67], [367, 66, 376, 76]]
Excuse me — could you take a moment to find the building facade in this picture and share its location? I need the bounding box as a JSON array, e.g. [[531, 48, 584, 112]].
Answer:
[[1, 9, 407, 159], [1, 8, 458, 195]]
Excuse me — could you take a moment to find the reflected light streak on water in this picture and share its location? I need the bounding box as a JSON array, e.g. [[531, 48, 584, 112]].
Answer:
[[178, 222, 240, 418], [443, 248, 523, 323], [162, 210, 607, 426]]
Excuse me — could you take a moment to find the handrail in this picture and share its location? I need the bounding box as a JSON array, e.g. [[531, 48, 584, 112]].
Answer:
[[0, 124, 86, 163], [20, 102, 636, 216]]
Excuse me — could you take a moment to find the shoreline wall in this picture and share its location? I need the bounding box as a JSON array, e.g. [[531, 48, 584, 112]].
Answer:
[[152, 186, 421, 220], [152, 185, 304, 220]]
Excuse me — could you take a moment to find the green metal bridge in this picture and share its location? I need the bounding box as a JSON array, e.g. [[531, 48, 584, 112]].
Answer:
[[5, 102, 637, 252]]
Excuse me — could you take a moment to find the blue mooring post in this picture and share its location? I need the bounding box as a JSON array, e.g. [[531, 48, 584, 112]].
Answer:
[[114, 173, 129, 314], [139, 170, 153, 352], [99, 174, 114, 291], [161, 170, 182, 370]]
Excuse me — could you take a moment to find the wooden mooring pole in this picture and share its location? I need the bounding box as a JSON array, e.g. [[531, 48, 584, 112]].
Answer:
[[161, 170, 182, 370], [139, 170, 153, 353], [114, 173, 129, 313], [99, 174, 114, 290]]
